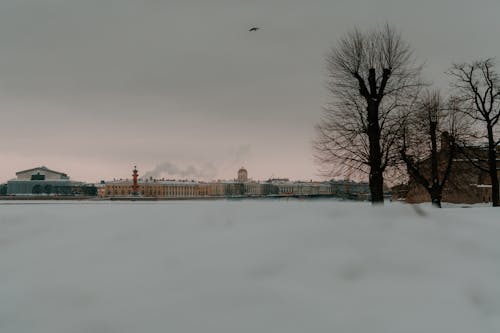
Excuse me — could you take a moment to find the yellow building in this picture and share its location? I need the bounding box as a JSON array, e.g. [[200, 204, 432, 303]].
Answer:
[[102, 167, 335, 199], [104, 180, 210, 198]]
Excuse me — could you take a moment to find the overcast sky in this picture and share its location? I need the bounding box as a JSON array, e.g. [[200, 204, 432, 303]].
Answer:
[[1, 0, 499, 183]]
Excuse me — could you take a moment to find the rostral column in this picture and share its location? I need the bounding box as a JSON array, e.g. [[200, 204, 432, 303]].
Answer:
[[132, 166, 139, 195]]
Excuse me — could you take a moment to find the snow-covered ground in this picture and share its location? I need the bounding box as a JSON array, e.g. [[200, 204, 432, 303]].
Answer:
[[1, 200, 499, 333]]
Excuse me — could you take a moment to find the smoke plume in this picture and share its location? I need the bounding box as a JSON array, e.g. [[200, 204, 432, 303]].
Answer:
[[143, 162, 217, 180]]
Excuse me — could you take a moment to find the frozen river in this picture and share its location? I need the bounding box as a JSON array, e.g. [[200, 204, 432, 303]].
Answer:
[[1, 200, 499, 332]]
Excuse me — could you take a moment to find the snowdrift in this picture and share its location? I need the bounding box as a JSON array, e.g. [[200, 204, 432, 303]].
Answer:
[[1, 200, 499, 332]]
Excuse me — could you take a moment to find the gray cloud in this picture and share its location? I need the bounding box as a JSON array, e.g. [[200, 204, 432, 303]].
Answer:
[[229, 144, 252, 166], [1, 0, 499, 182]]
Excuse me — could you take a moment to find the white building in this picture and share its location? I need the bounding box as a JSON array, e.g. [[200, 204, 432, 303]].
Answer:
[[7, 166, 90, 196], [15, 166, 69, 181]]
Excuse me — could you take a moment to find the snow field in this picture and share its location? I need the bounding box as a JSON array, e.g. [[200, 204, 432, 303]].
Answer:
[[0, 200, 499, 333]]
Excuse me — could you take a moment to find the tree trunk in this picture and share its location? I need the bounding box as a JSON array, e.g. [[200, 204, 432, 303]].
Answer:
[[367, 101, 384, 204], [430, 188, 442, 208], [490, 167, 499, 207], [487, 126, 500, 207], [429, 120, 443, 208], [369, 168, 384, 203], [430, 121, 439, 188]]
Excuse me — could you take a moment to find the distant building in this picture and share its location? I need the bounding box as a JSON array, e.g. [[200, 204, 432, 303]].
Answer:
[[244, 182, 264, 196], [101, 167, 378, 200], [237, 167, 248, 183], [406, 136, 500, 204], [7, 166, 96, 196], [104, 179, 210, 198], [96, 181, 107, 198], [15, 166, 70, 181], [391, 184, 409, 201], [330, 179, 371, 200]]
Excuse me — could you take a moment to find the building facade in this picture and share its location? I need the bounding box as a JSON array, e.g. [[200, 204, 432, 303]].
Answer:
[[7, 166, 96, 196], [406, 141, 500, 204], [105, 179, 211, 198], [101, 168, 363, 199], [0, 165, 374, 200]]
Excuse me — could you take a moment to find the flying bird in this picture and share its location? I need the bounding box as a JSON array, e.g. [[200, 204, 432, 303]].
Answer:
[[248, 27, 260, 32]]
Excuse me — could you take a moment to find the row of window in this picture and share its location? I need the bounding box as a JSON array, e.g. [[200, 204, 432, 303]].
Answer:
[[105, 184, 337, 197], [106, 185, 210, 197]]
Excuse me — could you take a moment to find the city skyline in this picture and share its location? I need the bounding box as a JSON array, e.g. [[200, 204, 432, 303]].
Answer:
[[1, 0, 500, 183], [2, 164, 332, 184]]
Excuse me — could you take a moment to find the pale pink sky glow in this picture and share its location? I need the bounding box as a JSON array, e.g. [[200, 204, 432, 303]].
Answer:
[[1, 0, 499, 183]]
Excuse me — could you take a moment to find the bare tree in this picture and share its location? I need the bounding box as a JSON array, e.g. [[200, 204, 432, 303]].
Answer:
[[315, 24, 422, 204], [399, 91, 467, 207], [448, 59, 500, 207]]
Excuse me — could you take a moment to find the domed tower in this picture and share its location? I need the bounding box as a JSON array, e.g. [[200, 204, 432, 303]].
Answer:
[[237, 167, 248, 183]]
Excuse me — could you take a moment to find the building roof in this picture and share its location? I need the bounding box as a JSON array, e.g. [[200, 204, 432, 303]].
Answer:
[[8, 179, 78, 183], [105, 179, 202, 185], [15, 166, 68, 177]]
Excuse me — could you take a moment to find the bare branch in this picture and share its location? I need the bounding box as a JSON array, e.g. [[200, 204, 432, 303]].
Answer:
[[316, 24, 423, 202], [447, 58, 500, 206]]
